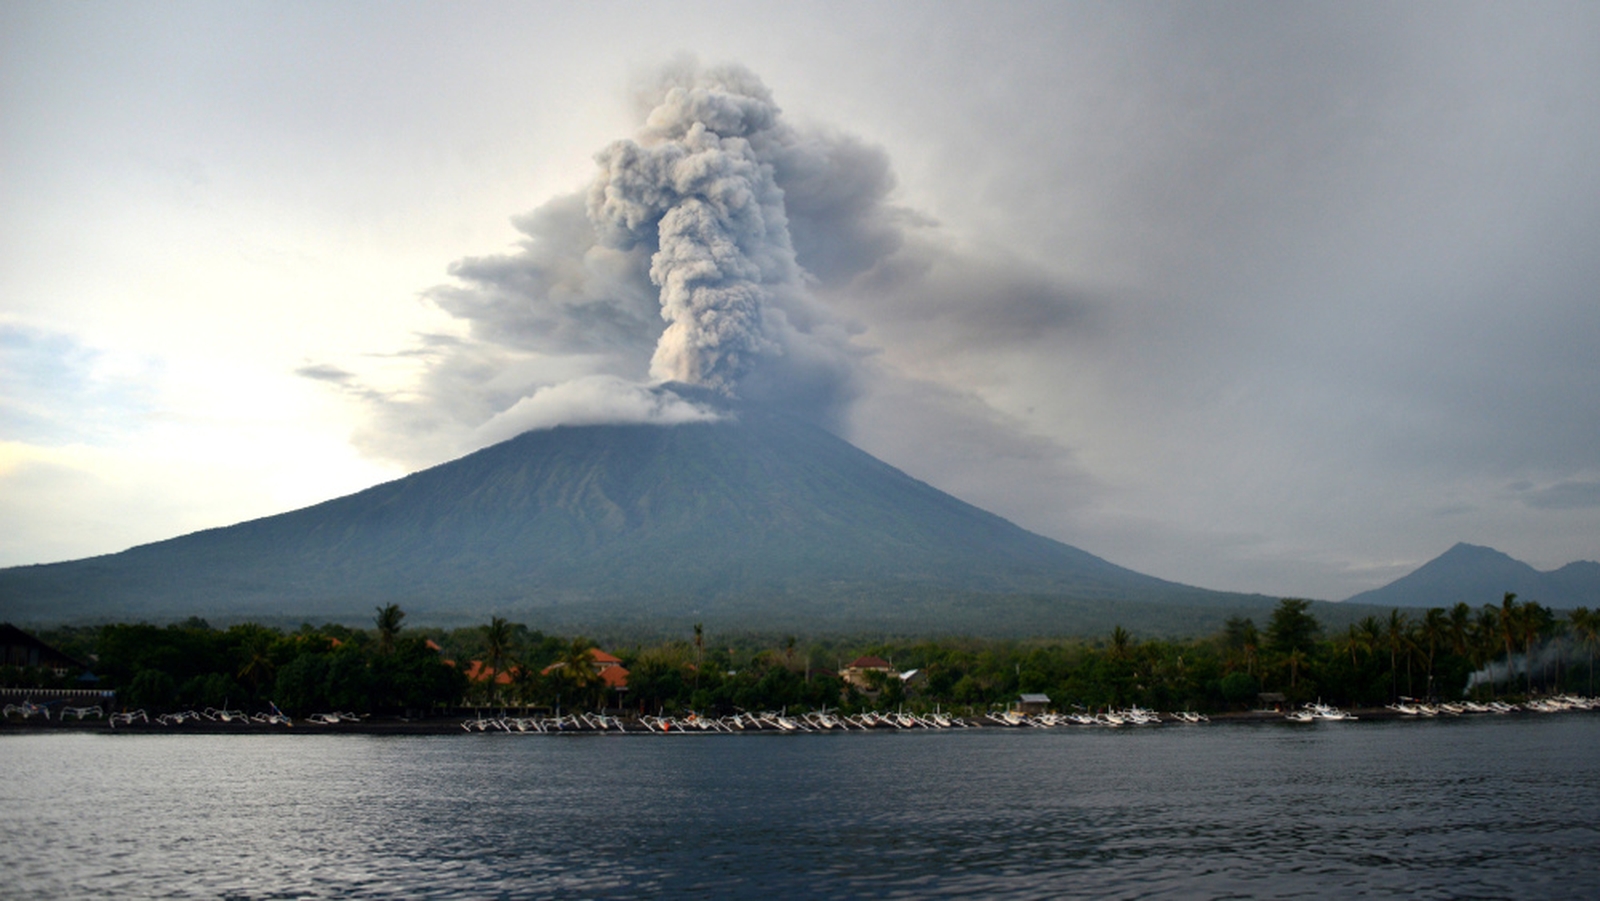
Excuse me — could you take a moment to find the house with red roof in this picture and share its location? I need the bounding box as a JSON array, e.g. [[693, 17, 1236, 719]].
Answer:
[[463, 660, 518, 686], [840, 655, 892, 691], [540, 648, 630, 710], [541, 648, 630, 690]]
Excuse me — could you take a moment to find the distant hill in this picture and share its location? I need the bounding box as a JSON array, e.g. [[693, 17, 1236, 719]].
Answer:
[[0, 406, 1281, 635], [1341, 542, 1600, 609]]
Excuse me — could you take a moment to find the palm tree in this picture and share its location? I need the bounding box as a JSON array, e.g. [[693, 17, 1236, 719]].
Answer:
[[1570, 607, 1598, 695], [482, 617, 515, 707], [1544, 614, 1568, 692], [1109, 626, 1131, 660], [1472, 606, 1501, 697], [1384, 609, 1411, 701], [1285, 647, 1307, 692], [510, 650, 541, 714], [375, 604, 405, 655], [554, 637, 600, 712], [1418, 608, 1448, 700], [1517, 601, 1550, 695], [235, 626, 277, 697], [692, 623, 704, 691], [1222, 616, 1260, 679], [1448, 602, 1473, 661], [1338, 623, 1363, 668], [1357, 616, 1383, 676], [1497, 593, 1520, 694]]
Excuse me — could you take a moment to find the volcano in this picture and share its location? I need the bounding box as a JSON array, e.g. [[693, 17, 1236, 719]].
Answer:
[[0, 408, 1274, 633]]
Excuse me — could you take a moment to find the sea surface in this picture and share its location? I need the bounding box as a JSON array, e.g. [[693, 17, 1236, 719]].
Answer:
[[2, 716, 1597, 899]]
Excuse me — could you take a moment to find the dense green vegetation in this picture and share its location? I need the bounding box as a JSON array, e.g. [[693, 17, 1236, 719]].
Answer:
[[9, 597, 1596, 717], [11, 607, 466, 716]]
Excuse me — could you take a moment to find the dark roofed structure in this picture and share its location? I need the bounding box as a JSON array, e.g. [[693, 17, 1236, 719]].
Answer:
[[1, 623, 87, 673]]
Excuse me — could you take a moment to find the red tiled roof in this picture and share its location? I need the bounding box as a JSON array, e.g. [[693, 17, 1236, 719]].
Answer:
[[544, 649, 630, 678], [846, 656, 891, 670], [464, 661, 517, 685]]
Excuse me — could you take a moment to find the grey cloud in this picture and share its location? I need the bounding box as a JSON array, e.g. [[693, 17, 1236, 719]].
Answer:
[[378, 333, 469, 358], [836, 237, 1097, 357], [293, 363, 357, 384], [1520, 481, 1600, 511]]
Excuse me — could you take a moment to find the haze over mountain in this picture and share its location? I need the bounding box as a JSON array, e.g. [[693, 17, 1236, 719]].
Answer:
[[1341, 542, 1600, 610], [0, 407, 1284, 635]]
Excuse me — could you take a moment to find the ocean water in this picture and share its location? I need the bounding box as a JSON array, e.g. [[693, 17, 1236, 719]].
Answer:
[[2, 716, 1597, 899]]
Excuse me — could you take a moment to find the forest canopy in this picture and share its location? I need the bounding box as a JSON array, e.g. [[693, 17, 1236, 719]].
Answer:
[[8, 598, 1596, 718]]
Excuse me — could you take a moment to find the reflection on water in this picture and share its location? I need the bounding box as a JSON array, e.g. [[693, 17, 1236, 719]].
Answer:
[[2, 717, 1598, 898]]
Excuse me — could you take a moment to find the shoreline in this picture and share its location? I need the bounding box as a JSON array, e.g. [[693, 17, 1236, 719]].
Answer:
[[5, 705, 1593, 736]]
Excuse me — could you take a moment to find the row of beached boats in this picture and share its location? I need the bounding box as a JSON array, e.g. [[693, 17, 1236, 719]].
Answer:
[[461, 707, 1223, 733], [4, 701, 106, 721], [463, 709, 977, 733], [642, 709, 974, 732], [110, 705, 298, 727], [13, 694, 1596, 732], [1290, 695, 1600, 721], [986, 707, 1210, 727], [5, 700, 306, 727], [1284, 702, 1358, 722], [464, 712, 628, 733], [1384, 694, 1598, 717]]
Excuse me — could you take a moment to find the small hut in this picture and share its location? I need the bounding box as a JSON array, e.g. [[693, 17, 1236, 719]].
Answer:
[[1017, 693, 1051, 715]]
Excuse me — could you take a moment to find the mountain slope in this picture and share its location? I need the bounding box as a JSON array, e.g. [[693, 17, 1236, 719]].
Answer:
[[0, 409, 1272, 631], [1341, 542, 1600, 609]]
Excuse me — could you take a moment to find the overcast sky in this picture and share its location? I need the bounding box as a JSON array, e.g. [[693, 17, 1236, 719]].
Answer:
[[4, 1, 1598, 601]]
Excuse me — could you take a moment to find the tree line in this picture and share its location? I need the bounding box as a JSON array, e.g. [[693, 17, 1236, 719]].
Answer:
[[10, 596, 1597, 717]]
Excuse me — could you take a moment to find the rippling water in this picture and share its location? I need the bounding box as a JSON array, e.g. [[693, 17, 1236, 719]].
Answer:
[[3, 716, 1597, 898]]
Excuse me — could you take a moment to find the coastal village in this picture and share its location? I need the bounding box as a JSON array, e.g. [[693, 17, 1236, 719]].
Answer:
[[6, 614, 1597, 734]]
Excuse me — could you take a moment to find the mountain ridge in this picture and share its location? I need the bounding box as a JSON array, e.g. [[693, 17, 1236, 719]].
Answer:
[[1341, 541, 1600, 609]]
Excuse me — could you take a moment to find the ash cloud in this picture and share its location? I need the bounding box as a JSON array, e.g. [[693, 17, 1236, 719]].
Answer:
[[315, 61, 1087, 469]]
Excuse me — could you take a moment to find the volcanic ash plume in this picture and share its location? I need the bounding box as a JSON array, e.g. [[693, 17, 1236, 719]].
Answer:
[[325, 63, 889, 463], [587, 69, 800, 395]]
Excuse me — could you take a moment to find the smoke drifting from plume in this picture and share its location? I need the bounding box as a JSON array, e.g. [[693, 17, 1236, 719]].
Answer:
[[471, 376, 723, 447]]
